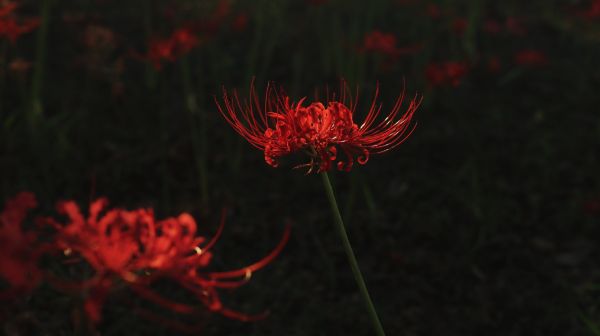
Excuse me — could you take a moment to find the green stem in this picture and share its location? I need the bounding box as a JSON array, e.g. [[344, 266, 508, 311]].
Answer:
[[180, 56, 209, 204], [320, 171, 386, 336], [30, 0, 51, 131]]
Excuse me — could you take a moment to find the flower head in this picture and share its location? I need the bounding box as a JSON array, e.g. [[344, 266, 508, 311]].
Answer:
[[425, 61, 469, 87], [0, 2, 40, 44], [40, 198, 289, 324], [359, 31, 422, 63], [142, 27, 199, 70], [514, 49, 548, 67], [216, 81, 420, 173], [0, 192, 42, 299]]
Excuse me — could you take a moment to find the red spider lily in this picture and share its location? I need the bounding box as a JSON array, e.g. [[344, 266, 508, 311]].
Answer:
[[0, 192, 42, 299], [425, 61, 469, 87], [584, 198, 600, 215], [361, 31, 397, 56], [513, 49, 548, 67], [483, 19, 502, 35], [360, 30, 421, 59], [505, 17, 527, 36], [580, 0, 600, 19], [425, 4, 441, 19], [486, 56, 501, 74], [452, 18, 468, 35], [216, 81, 420, 173], [141, 27, 199, 70], [0, 2, 40, 43], [231, 13, 249, 32], [40, 198, 289, 324]]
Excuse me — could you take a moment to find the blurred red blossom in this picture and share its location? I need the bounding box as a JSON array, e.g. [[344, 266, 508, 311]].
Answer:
[[0, 192, 42, 300], [231, 13, 249, 32], [425, 61, 469, 87], [360, 30, 422, 59], [142, 27, 199, 70], [0, 2, 40, 43], [578, 0, 600, 19], [486, 56, 501, 74], [361, 31, 398, 56], [425, 4, 441, 19], [514, 49, 548, 67], [584, 198, 600, 214], [40, 198, 289, 324], [452, 18, 468, 35], [483, 19, 502, 34], [583, 198, 600, 215], [505, 17, 527, 36], [216, 81, 420, 173]]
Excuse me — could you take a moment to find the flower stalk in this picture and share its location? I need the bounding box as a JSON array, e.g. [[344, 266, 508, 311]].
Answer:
[[320, 171, 386, 336]]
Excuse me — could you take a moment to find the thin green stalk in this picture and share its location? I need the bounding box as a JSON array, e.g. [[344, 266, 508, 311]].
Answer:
[[320, 171, 386, 336], [181, 56, 209, 204], [30, 0, 51, 132]]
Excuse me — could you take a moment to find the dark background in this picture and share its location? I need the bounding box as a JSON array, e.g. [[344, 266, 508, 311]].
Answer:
[[1, 0, 600, 335]]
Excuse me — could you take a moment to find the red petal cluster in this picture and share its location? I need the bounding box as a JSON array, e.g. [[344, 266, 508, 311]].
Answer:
[[425, 61, 469, 87], [0, 192, 42, 299], [216, 82, 420, 173], [0, 2, 40, 43], [144, 27, 199, 70], [580, 0, 600, 19], [513, 49, 548, 67], [360, 30, 422, 59], [38, 198, 289, 324]]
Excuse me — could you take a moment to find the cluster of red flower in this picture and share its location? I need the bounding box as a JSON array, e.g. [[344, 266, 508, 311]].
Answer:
[[0, 2, 39, 44], [217, 81, 420, 173], [143, 27, 199, 70], [0, 192, 289, 326]]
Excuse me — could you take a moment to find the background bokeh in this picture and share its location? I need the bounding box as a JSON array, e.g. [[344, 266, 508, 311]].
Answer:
[[2, 0, 600, 335]]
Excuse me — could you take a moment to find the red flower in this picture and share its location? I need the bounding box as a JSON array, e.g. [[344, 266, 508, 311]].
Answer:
[[452, 18, 468, 35], [0, 192, 42, 299], [505, 16, 527, 36], [580, 0, 600, 19], [483, 19, 502, 35], [584, 199, 600, 215], [425, 61, 469, 87], [514, 49, 548, 67], [361, 31, 398, 56], [143, 27, 199, 70], [425, 4, 441, 19], [231, 13, 249, 32], [0, 2, 40, 44], [41, 198, 289, 324], [486, 56, 501, 74], [216, 81, 420, 173], [361, 31, 421, 57]]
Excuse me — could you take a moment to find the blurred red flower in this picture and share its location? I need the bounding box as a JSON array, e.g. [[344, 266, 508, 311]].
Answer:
[[216, 81, 420, 173], [41, 198, 289, 323], [425, 4, 441, 19], [0, 2, 40, 43], [425, 61, 469, 87], [361, 31, 398, 56], [0, 192, 42, 300], [505, 17, 527, 36], [231, 13, 249, 32], [514, 49, 548, 67], [143, 27, 199, 70], [452, 18, 468, 35], [486, 56, 501, 74], [483, 19, 502, 35], [580, 0, 600, 19]]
